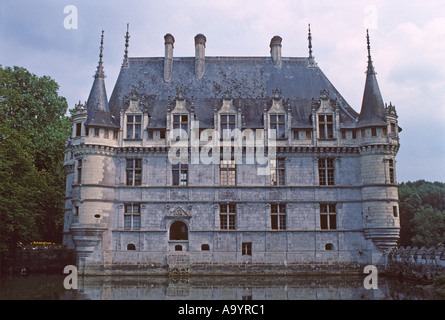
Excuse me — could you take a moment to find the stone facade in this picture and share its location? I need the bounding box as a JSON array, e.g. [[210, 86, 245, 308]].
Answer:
[[63, 29, 401, 275]]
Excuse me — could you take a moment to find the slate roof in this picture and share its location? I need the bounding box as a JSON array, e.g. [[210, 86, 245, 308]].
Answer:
[[108, 56, 360, 129]]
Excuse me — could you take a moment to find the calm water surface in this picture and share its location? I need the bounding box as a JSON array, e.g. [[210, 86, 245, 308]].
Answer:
[[1, 274, 443, 300]]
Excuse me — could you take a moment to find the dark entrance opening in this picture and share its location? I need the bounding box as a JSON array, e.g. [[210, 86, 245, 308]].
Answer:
[[170, 221, 188, 240]]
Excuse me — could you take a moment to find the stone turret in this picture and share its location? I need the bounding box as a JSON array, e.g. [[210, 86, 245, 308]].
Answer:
[[359, 31, 400, 261]]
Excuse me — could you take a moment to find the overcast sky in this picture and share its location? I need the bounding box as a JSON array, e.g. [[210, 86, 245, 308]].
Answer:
[[1, 0, 444, 183]]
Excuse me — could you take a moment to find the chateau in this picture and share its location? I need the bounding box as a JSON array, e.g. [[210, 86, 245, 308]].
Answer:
[[63, 26, 401, 275]]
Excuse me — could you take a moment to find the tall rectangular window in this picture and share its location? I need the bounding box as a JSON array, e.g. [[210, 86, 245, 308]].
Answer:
[[220, 114, 236, 139], [126, 115, 142, 139], [173, 114, 188, 140], [172, 162, 188, 186], [318, 158, 335, 186], [220, 203, 236, 230], [320, 203, 336, 230], [76, 123, 82, 137], [77, 159, 82, 184], [270, 114, 286, 139], [270, 158, 285, 186], [124, 203, 141, 230], [318, 114, 334, 139], [220, 158, 236, 186], [126, 158, 142, 186], [389, 159, 395, 183], [271, 203, 286, 230]]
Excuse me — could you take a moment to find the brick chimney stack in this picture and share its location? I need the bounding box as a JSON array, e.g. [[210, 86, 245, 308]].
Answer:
[[164, 33, 175, 82], [270, 35, 282, 68], [194, 33, 206, 79]]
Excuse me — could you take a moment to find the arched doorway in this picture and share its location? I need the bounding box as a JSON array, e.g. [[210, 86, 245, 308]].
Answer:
[[169, 221, 188, 241]]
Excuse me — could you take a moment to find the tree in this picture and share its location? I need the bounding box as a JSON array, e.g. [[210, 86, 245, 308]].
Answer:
[[398, 180, 445, 247], [0, 65, 71, 268]]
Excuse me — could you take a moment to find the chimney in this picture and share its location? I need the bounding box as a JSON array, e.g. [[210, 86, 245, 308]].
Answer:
[[194, 34, 206, 79], [164, 33, 175, 82], [270, 35, 282, 68]]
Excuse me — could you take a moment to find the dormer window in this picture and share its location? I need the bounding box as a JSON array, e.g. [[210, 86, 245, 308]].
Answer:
[[173, 114, 188, 140], [318, 114, 333, 139], [126, 115, 142, 139], [270, 114, 286, 139], [220, 114, 236, 139]]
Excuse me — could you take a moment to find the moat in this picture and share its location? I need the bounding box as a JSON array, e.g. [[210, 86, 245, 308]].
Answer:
[[1, 274, 443, 300]]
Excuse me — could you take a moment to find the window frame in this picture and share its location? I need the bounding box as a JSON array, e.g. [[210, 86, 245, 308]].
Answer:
[[172, 162, 188, 186], [271, 203, 286, 230], [269, 113, 286, 139], [126, 114, 142, 140], [220, 157, 236, 186], [318, 114, 334, 139], [320, 203, 337, 230], [242, 242, 252, 256], [270, 158, 286, 186], [124, 203, 141, 231], [173, 114, 189, 140], [220, 114, 236, 139], [318, 158, 335, 186], [220, 203, 236, 230], [126, 158, 142, 186]]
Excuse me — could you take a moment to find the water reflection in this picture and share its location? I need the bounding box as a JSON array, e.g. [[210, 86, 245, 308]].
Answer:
[[1, 274, 443, 300]]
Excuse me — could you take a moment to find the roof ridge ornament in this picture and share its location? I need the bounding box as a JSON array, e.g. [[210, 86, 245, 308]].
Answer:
[[95, 30, 106, 78], [366, 29, 376, 75], [307, 24, 317, 68], [122, 24, 130, 68]]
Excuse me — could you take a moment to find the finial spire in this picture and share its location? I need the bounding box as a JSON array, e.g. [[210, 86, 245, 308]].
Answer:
[[95, 30, 106, 78], [122, 24, 130, 67], [366, 29, 376, 75], [308, 23, 313, 58]]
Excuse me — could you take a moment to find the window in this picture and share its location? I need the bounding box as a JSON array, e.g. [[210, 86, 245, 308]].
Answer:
[[94, 128, 100, 137], [77, 159, 82, 184], [341, 130, 346, 139], [104, 129, 109, 139], [318, 114, 333, 139], [391, 123, 396, 133], [126, 158, 142, 186], [293, 129, 299, 140], [270, 114, 286, 139], [271, 203, 286, 230], [306, 130, 312, 140], [318, 158, 335, 186], [325, 243, 333, 250], [113, 130, 118, 140], [220, 114, 236, 139], [172, 162, 188, 186], [126, 115, 142, 139], [393, 206, 398, 218], [361, 129, 366, 138], [389, 159, 395, 184], [383, 127, 387, 137], [76, 123, 82, 137], [201, 244, 210, 251], [270, 158, 285, 186], [127, 244, 136, 250], [352, 130, 357, 139], [173, 114, 188, 140], [242, 242, 252, 256], [320, 203, 336, 230], [220, 158, 236, 186], [371, 127, 377, 137], [220, 203, 236, 230], [170, 221, 188, 240], [124, 204, 141, 230]]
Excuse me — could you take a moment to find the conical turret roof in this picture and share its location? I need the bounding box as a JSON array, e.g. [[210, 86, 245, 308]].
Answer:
[[358, 30, 386, 127], [84, 31, 119, 129]]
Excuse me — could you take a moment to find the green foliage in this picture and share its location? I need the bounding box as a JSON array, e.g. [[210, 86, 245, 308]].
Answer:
[[0, 65, 71, 267], [398, 180, 445, 247]]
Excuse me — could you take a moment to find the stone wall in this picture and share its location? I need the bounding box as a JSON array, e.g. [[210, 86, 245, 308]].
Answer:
[[385, 246, 445, 282]]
